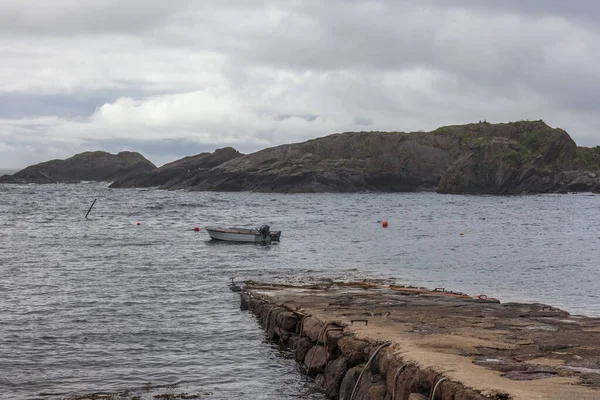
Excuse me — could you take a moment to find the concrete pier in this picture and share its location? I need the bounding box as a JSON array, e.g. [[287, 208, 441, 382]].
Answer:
[[239, 280, 600, 400]]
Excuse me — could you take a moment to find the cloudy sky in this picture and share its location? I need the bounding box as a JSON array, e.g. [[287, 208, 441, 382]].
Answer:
[[1, 0, 600, 168]]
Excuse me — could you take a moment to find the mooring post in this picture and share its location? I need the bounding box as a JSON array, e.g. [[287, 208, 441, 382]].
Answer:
[[85, 199, 97, 219]]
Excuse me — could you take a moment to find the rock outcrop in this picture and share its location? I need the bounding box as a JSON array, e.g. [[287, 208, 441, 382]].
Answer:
[[185, 132, 454, 192], [435, 120, 583, 193], [109, 147, 242, 188], [172, 120, 600, 194], [0, 151, 155, 184]]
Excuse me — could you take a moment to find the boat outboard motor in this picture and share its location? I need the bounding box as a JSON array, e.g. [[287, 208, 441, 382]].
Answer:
[[258, 225, 271, 238]]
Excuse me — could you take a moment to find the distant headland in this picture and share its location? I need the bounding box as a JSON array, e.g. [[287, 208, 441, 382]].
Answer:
[[0, 151, 156, 185], [2, 120, 600, 194]]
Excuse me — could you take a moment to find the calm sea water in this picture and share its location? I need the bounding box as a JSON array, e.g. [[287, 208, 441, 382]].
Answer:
[[1, 183, 599, 399]]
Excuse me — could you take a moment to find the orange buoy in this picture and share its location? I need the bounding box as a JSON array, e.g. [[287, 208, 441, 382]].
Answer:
[[193, 227, 200, 232], [382, 220, 388, 228]]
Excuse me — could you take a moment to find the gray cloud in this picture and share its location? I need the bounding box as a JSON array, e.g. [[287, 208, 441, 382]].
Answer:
[[427, 0, 600, 22], [0, 92, 123, 119], [1, 0, 600, 168], [0, 0, 193, 35]]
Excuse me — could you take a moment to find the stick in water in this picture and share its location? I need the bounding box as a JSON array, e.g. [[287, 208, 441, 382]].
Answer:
[[85, 199, 97, 219]]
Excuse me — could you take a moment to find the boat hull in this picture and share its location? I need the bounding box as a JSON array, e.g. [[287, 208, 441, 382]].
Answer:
[[205, 227, 281, 243]]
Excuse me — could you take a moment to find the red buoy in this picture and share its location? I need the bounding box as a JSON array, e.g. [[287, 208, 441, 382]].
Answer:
[[382, 220, 388, 228], [136, 222, 141, 226], [193, 227, 200, 232]]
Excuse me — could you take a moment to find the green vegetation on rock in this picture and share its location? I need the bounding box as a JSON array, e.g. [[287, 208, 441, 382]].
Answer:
[[573, 146, 600, 170]]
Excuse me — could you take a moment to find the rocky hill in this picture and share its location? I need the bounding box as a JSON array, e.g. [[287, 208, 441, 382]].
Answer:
[[110, 120, 600, 194], [0, 151, 156, 184], [4, 121, 600, 194], [109, 147, 242, 188], [434, 121, 600, 193], [179, 131, 453, 192]]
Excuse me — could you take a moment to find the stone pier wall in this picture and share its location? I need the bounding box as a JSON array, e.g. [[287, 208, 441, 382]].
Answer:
[[240, 292, 491, 400]]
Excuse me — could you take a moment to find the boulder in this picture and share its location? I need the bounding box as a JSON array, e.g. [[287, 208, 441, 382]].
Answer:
[[304, 345, 329, 375], [277, 311, 300, 332], [322, 356, 348, 398], [295, 337, 314, 363], [302, 317, 324, 341], [344, 368, 386, 400], [338, 337, 369, 367], [365, 384, 387, 400], [325, 329, 345, 356], [339, 366, 363, 400]]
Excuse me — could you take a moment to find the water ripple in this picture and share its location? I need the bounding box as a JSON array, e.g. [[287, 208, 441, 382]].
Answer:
[[1, 183, 599, 399]]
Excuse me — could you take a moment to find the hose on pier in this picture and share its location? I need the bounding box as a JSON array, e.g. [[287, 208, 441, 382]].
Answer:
[[391, 363, 408, 399], [431, 377, 447, 400], [350, 342, 390, 400]]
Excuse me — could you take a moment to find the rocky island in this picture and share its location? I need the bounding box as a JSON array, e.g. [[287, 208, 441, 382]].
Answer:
[[3, 120, 600, 194], [0, 151, 155, 184], [96, 120, 600, 194]]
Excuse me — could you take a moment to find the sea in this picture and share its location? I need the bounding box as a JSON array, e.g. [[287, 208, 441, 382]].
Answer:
[[1, 182, 599, 399]]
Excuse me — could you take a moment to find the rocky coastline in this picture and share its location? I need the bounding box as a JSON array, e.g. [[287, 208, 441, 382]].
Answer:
[[239, 281, 600, 400], [3, 120, 600, 194]]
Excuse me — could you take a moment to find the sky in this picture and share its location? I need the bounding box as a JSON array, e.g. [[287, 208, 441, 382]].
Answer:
[[1, 0, 600, 168]]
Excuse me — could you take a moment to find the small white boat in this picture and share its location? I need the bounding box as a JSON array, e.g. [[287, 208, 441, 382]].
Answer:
[[205, 225, 282, 243]]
